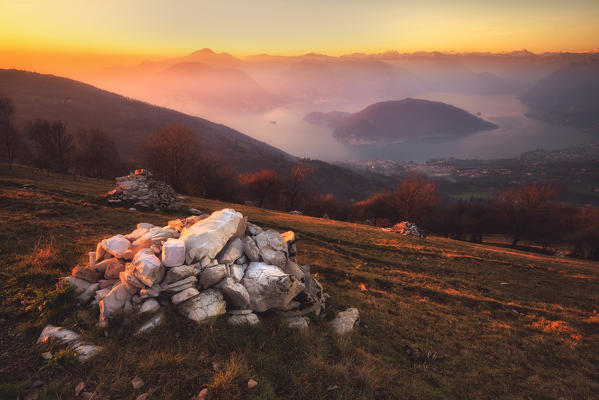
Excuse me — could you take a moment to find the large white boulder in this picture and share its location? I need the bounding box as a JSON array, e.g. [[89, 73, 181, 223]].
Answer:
[[132, 248, 164, 287], [162, 238, 186, 267], [241, 262, 305, 312], [180, 209, 245, 264], [178, 289, 227, 323]]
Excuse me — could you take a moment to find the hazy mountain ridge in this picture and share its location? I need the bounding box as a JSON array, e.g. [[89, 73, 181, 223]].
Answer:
[[305, 98, 498, 144], [520, 60, 599, 128], [0, 69, 394, 199]]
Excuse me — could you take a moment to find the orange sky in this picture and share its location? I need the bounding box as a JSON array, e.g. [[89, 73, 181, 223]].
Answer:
[[1, 0, 598, 76]]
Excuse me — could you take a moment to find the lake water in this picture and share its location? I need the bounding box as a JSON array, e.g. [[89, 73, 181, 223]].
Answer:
[[202, 93, 595, 162]]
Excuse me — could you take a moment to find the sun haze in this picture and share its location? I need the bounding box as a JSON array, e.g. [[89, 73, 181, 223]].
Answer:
[[1, 0, 598, 72]]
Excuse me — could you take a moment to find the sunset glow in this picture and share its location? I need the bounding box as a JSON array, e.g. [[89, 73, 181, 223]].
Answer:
[[2, 0, 598, 74]]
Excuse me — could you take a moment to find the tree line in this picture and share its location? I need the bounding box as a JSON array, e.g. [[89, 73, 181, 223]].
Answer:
[[1, 96, 597, 260]]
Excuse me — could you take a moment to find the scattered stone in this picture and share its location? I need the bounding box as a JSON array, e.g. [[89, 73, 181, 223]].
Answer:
[[136, 312, 165, 335], [131, 376, 144, 390], [331, 308, 359, 335], [37, 325, 103, 362], [248, 379, 258, 389], [228, 313, 260, 325], [41, 351, 52, 360], [286, 316, 309, 330]]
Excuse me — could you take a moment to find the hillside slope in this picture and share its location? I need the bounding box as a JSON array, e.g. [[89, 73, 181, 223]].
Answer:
[[0, 69, 391, 199], [305, 98, 498, 144], [1, 166, 598, 399]]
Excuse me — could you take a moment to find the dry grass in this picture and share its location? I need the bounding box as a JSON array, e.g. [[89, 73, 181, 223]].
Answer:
[[1, 164, 598, 399], [29, 236, 61, 273]]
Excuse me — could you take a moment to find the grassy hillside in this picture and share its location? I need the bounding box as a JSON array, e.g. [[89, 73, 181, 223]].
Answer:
[[1, 165, 598, 399]]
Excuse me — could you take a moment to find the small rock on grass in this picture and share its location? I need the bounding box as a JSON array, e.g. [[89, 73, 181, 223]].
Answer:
[[41, 351, 52, 360], [248, 379, 258, 389], [131, 376, 144, 390]]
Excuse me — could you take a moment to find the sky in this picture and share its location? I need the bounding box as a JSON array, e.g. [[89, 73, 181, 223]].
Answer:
[[1, 0, 598, 72]]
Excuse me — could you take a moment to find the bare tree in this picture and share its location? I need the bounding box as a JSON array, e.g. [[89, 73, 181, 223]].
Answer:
[[27, 119, 74, 173], [0, 96, 22, 170], [144, 124, 199, 192], [285, 162, 311, 210], [500, 183, 557, 247], [75, 129, 121, 179], [393, 173, 438, 225]]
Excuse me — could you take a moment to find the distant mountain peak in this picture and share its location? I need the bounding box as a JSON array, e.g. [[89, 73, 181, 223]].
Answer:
[[189, 48, 216, 56]]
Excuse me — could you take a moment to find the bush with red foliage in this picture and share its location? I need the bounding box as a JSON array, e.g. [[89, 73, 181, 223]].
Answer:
[[238, 169, 281, 207]]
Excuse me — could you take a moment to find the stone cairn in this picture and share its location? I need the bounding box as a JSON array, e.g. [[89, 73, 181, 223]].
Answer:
[[106, 169, 179, 210], [383, 221, 426, 237], [39, 209, 338, 361]]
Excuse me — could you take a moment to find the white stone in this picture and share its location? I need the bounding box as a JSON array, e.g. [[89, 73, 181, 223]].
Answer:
[[286, 316, 309, 330], [172, 287, 199, 304], [132, 248, 164, 287], [228, 313, 260, 326], [139, 298, 160, 314], [217, 277, 250, 309], [218, 237, 244, 264], [331, 308, 359, 335], [180, 208, 244, 264], [231, 264, 247, 282], [164, 265, 197, 283], [241, 262, 305, 312], [136, 312, 165, 334], [101, 234, 131, 258], [37, 325, 81, 345], [255, 230, 288, 253], [63, 276, 93, 293], [71, 342, 104, 362], [161, 238, 186, 267], [259, 248, 287, 268], [242, 236, 260, 262], [178, 289, 226, 323], [199, 265, 227, 288]]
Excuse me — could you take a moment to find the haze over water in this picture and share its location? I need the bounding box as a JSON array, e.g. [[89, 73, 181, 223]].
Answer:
[[207, 93, 593, 163]]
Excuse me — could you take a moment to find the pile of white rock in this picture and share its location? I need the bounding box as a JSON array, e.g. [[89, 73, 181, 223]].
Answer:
[[384, 221, 426, 237], [106, 169, 179, 210], [61, 209, 326, 335]]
